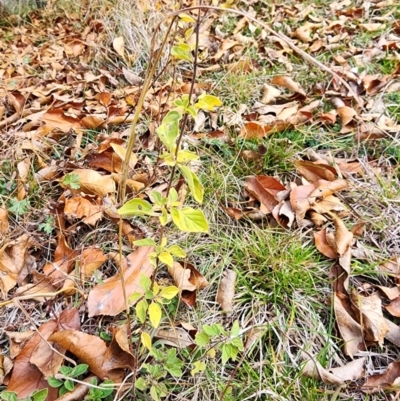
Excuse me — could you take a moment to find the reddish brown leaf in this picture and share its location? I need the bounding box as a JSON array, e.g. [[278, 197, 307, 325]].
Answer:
[[41, 109, 83, 133], [0, 207, 9, 234], [271, 76, 306, 97], [294, 160, 337, 182], [87, 246, 154, 316], [64, 196, 103, 226], [244, 176, 285, 214], [314, 229, 338, 259], [49, 328, 134, 382], [239, 121, 290, 139], [386, 296, 400, 317]]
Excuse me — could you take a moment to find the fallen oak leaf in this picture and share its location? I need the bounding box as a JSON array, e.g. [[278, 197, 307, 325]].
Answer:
[[216, 269, 237, 313]]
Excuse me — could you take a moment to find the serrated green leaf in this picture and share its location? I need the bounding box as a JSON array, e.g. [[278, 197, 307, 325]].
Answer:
[[221, 343, 233, 364], [141, 332, 152, 351], [136, 299, 148, 323], [159, 250, 173, 267], [231, 320, 241, 337], [156, 110, 182, 151], [195, 331, 210, 346], [61, 173, 81, 189], [99, 380, 114, 398], [178, 165, 203, 203], [150, 385, 161, 401], [0, 391, 17, 401], [195, 94, 222, 111], [191, 360, 206, 376], [230, 336, 244, 351], [171, 43, 193, 62], [135, 377, 147, 391], [148, 302, 162, 328], [177, 150, 199, 163], [117, 199, 153, 216], [203, 324, 222, 337], [171, 207, 208, 232], [167, 245, 186, 258], [159, 286, 179, 300], [133, 238, 156, 247]]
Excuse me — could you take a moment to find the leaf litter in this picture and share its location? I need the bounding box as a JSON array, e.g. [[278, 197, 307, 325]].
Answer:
[[0, 0, 400, 399]]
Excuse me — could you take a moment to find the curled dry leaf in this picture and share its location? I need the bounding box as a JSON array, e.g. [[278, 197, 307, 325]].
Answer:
[[168, 261, 209, 307], [334, 292, 364, 358], [261, 83, 281, 104], [5, 331, 35, 359], [15, 271, 56, 302], [244, 176, 285, 214], [385, 296, 400, 317], [0, 234, 37, 297], [271, 76, 306, 97], [87, 246, 154, 316], [64, 196, 103, 226], [294, 160, 337, 182], [272, 200, 295, 229], [351, 291, 388, 345], [62, 169, 116, 197], [0, 355, 12, 385], [49, 328, 135, 382], [216, 269, 237, 313], [302, 354, 365, 384], [112, 36, 125, 57], [362, 361, 400, 393], [378, 257, 400, 279]]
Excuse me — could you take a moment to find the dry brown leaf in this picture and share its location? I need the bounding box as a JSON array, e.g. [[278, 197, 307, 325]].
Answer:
[[294, 160, 337, 182], [5, 331, 34, 359], [87, 246, 154, 316], [0, 234, 37, 297], [351, 291, 388, 345], [0, 355, 12, 385], [49, 329, 135, 382], [362, 361, 400, 393], [17, 158, 30, 200], [43, 233, 79, 288], [271, 76, 306, 97], [385, 296, 400, 317], [314, 229, 338, 259], [63, 169, 116, 197], [239, 121, 290, 139], [155, 328, 194, 348], [378, 257, 400, 278], [272, 200, 295, 229], [112, 36, 125, 57], [308, 179, 348, 200], [303, 355, 365, 384], [99, 92, 112, 107], [244, 176, 285, 214], [332, 216, 353, 257], [122, 67, 143, 85], [216, 269, 237, 313], [168, 261, 208, 307], [110, 143, 138, 171], [0, 207, 9, 234], [334, 292, 364, 358], [64, 196, 103, 226], [290, 183, 316, 222], [41, 109, 83, 133], [15, 271, 56, 302], [261, 83, 281, 104]]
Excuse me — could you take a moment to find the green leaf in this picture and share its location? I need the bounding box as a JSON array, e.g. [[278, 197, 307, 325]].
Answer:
[[31, 389, 48, 401], [64, 379, 74, 391], [140, 274, 152, 291], [60, 366, 72, 375], [133, 238, 156, 247], [100, 380, 114, 398], [171, 207, 208, 233], [135, 377, 147, 391], [145, 289, 154, 299], [129, 291, 142, 303], [136, 299, 148, 323], [117, 199, 153, 216], [59, 386, 68, 396], [179, 13, 196, 23], [195, 331, 210, 346], [156, 110, 182, 151], [191, 360, 206, 376], [231, 320, 241, 337], [168, 188, 179, 204], [159, 286, 179, 300], [61, 173, 81, 189], [70, 363, 88, 377], [178, 165, 203, 203], [1, 392, 18, 401], [177, 150, 199, 163], [153, 281, 160, 296], [7, 198, 29, 217], [230, 336, 244, 351], [195, 94, 222, 111], [167, 245, 186, 258], [158, 250, 173, 267], [159, 207, 168, 226], [221, 343, 233, 364], [150, 385, 161, 401], [186, 105, 197, 118], [171, 43, 193, 62], [48, 376, 64, 388], [148, 302, 162, 328], [149, 191, 164, 205], [141, 332, 152, 351], [166, 364, 183, 377], [203, 324, 224, 337]]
